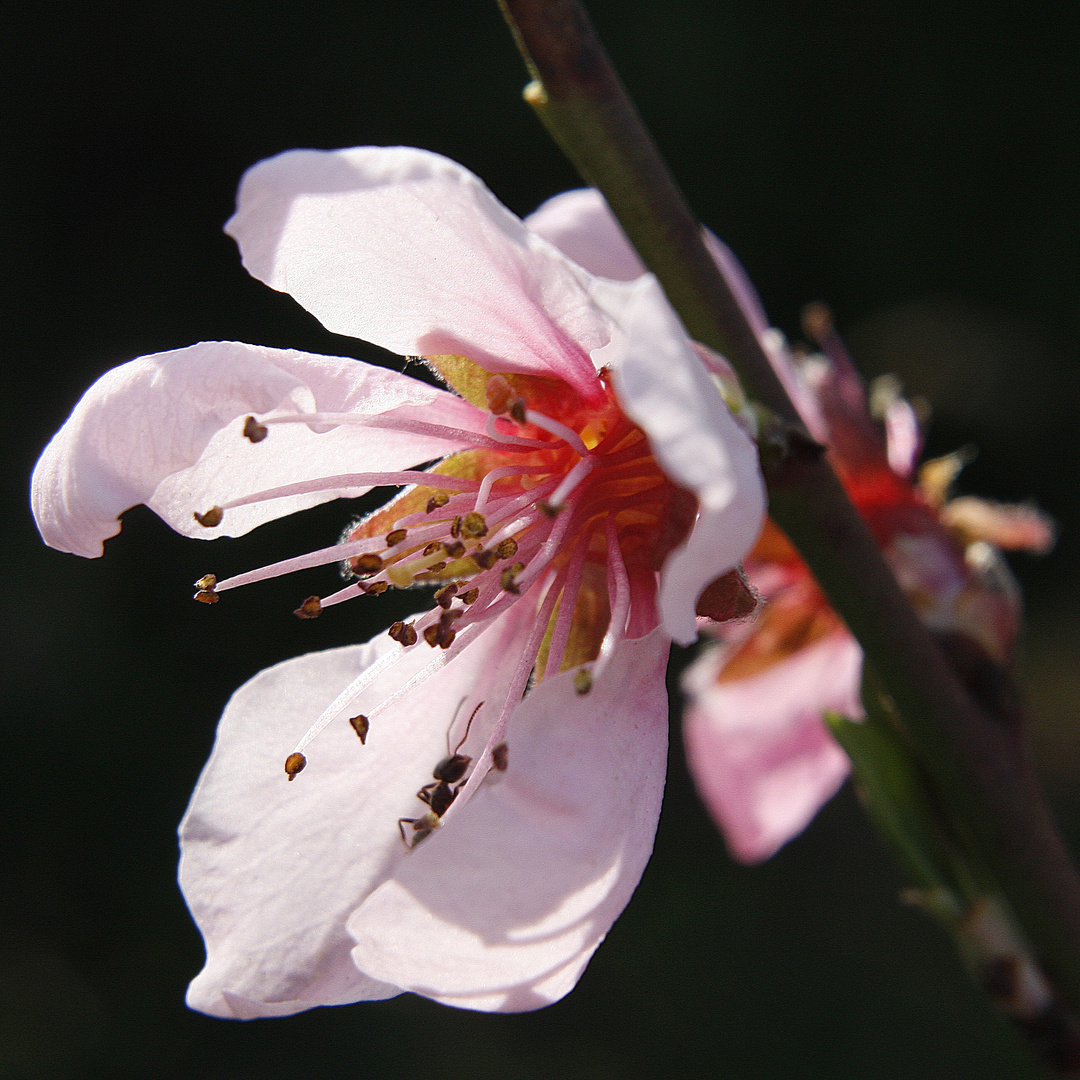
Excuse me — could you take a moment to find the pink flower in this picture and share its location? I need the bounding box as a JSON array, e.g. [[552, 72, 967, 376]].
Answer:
[[681, 307, 1054, 864], [31, 148, 765, 1015]]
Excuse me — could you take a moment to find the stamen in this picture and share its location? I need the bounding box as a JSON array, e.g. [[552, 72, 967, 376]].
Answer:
[[434, 582, 458, 608], [259, 411, 534, 454], [385, 528, 408, 547], [474, 466, 537, 515], [193, 574, 217, 591], [541, 534, 590, 680], [214, 471, 477, 516], [590, 515, 632, 687], [293, 596, 322, 619], [194, 506, 223, 528], [545, 455, 596, 511], [349, 714, 370, 743], [388, 620, 419, 646], [500, 562, 525, 594], [492, 742, 509, 771], [319, 582, 371, 609], [242, 415, 269, 443], [484, 412, 552, 449], [194, 589, 219, 605], [290, 645, 409, 756], [442, 575, 563, 818], [284, 752, 307, 780], [523, 409, 589, 456], [212, 526, 443, 593], [460, 512, 488, 539], [426, 492, 450, 513], [353, 553, 384, 576]]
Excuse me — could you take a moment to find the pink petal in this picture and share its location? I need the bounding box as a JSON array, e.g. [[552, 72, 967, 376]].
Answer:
[[32, 341, 480, 556], [594, 275, 766, 645], [346, 630, 670, 1012], [884, 395, 923, 478], [525, 188, 646, 281], [226, 147, 609, 403], [180, 603, 534, 1019], [682, 630, 858, 864]]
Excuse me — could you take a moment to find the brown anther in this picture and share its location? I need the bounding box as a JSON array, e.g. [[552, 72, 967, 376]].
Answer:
[[419, 561, 447, 576], [385, 528, 408, 547], [422, 541, 445, 557], [426, 492, 450, 514], [444, 541, 466, 558], [473, 549, 498, 570], [284, 752, 307, 780], [494, 538, 518, 560], [461, 512, 488, 539], [193, 574, 217, 591], [509, 399, 527, 425], [293, 596, 322, 620], [492, 742, 509, 771], [539, 502, 560, 518], [573, 667, 593, 695], [434, 582, 459, 608], [194, 506, 223, 528], [460, 587, 480, 604], [353, 552, 384, 576], [389, 620, 418, 646], [194, 589, 219, 605], [450, 516, 462, 539], [348, 714, 370, 744], [242, 415, 269, 443], [423, 609, 462, 649], [499, 568, 520, 594], [360, 580, 389, 595]]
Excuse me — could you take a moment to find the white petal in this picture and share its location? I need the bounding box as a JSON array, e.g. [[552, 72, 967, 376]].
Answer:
[[179, 604, 534, 1018], [346, 630, 670, 1012], [32, 341, 480, 556], [682, 631, 857, 864], [525, 188, 646, 281], [226, 147, 610, 402], [595, 276, 766, 644]]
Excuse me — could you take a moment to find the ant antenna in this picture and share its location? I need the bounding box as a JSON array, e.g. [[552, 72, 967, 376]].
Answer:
[[453, 701, 484, 755]]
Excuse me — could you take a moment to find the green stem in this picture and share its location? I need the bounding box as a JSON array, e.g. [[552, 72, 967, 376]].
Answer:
[[498, 0, 1080, 1022]]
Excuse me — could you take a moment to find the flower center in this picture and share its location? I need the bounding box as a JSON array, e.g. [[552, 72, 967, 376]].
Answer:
[[190, 360, 692, 841]]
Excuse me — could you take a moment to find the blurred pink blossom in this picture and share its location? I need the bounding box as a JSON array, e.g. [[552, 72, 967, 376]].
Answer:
[[680, 306, 1054, 864]]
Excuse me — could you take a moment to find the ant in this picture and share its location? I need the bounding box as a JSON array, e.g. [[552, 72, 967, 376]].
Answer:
[[399, 701, 482, 848]]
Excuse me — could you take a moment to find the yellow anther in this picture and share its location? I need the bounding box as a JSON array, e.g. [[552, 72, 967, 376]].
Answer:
[[426, 492, 450, 514], [461, 512, 488, 539], [193, 574, 217, 591], [573, 667, 593, 695]]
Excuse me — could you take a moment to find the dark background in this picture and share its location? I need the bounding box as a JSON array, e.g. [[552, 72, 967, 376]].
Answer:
[[3, 2, 1078, 1077]]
